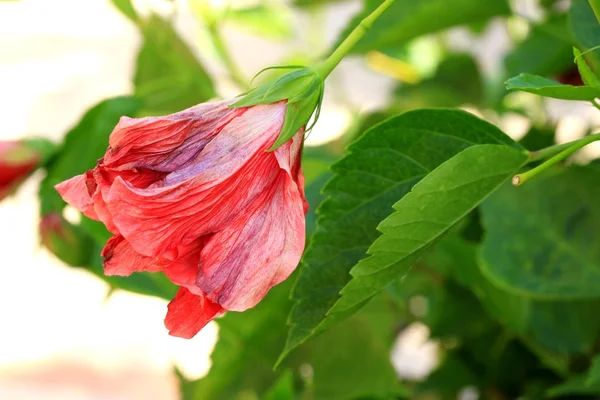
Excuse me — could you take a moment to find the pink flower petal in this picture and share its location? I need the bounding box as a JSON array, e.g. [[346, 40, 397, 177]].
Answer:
[[102, 235, 169, 276], [55, 174, 99, 220], [104, 103, 288, 257], [197, 171, 306, 311], [165, 287, 224, 339]]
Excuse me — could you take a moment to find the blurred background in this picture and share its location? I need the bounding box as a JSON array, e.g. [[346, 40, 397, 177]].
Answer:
[[2, 0, 600, 399]]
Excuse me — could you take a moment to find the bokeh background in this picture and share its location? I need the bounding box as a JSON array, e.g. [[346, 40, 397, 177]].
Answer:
[[2, 0, 600, 399]]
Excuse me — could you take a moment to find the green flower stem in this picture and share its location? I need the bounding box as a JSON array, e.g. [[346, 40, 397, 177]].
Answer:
[[590, 0, 600, 23], [207, 23, 249, 90], [513, 133, 600, 186], [315, 0, 397, 79]]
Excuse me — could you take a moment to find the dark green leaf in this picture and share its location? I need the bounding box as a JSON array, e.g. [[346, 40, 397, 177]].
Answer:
[[394, 53, 484, 109], [261, 371, 295, 400], [548, 373, 600, 397], [281, 109, 525, 361], [480, 166, 600, 299], [505, 73, 600, 100], [569, 0, 600, 69], [337, 0, 510, 54], [504, 15, 574, 77], [182, 278, 406, 400], [328, 144, 528, 314], [135, 15, 215, 115]]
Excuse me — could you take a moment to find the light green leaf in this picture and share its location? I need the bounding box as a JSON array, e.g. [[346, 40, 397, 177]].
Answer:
[[135, 15, 215, 114], [281, 109, 525, 361], [574, 47, 600, 87], [227, 5, 293, 40], [336, 0, 510, 54], [110, 0, 139, 23], [480, 166, 600, 299], [329, 144, 528, 314], [505, 73, 600, 101]]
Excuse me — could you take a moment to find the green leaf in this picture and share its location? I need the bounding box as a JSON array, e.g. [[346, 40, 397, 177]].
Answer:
[[110, 0, 139, 23], [281, 109, 526, 361], [40, 97, 142, 215], [261, 371, 294, 400], [394, 53, 484, 109], [134, 15, 215, 115], [480, 166, 600, 299], [227, 5, 293, 40], [182, 279, 406, 400], [504, 15, 574, 77], [574, 47, 600, 87], [569, 0, 600, 69], [505, 73, 600, 101], [329, 145, 528, 313], [337, 0, 510, 54], [548, 373, 600, 397]]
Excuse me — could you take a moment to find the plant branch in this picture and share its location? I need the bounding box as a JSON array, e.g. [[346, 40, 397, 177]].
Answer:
[[513, 133, 600, 186], [315, 0, 397, 79]]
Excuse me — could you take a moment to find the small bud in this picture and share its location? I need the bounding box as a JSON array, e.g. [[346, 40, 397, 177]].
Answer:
[[39, 213, 93, 266], [0, 138, 56, 200]]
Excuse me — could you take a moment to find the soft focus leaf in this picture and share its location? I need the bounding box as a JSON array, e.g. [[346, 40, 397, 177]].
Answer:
[[38, 97, 176, 300], [227, 5, 293, 40], [110, 0, 139, 23], [504, 15, 573, 77], [337, 0, 510, 54], [393, 53, 483, 109], [505, 73, 600, 100], [135, 15, 215, 114], [282, 109, 525, 361], [480, 167, 600, 299], [569, 0, 600, 68], [39, 97, 141, 215]]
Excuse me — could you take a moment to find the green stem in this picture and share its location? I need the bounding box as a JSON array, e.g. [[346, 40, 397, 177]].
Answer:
[[207, 23, 249, 90], [590, 0, 600, 23], [315, 0, 397, 79], [513, 133, 600, 186]]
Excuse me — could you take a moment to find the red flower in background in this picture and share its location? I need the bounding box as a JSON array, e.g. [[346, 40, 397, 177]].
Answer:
[[0, 141, 41, 200], [56, 100, 308, 338]]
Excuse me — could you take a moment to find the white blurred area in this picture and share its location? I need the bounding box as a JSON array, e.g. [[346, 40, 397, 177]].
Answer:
[[2, 0, 600, 399]]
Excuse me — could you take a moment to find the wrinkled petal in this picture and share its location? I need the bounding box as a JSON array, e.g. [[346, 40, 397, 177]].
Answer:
[[165, 287, 224, 339], [105, 99, 241, 172], [55, 174, 98, 220], [102, 235, 169, 276], [197, 172, 305, 311], [105, 103, 287, 257]]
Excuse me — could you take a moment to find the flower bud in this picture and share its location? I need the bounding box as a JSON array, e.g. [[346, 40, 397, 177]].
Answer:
[[39, 213, 93, 266], [0, 138, 56, 200]]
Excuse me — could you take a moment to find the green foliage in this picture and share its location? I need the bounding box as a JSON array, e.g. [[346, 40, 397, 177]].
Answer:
[[504, 15, 573, 77], [480, 167, 600, 299], [134, 15, 215, 115], [336, 0, 510, 54], [505, 73, 600, 100], [110, 0, 139, 23], [394, 53, 484, 109], [569, 0, 600, 68], [181, 279, 406, 399], [226, 5, 293, 40], [281, 109, 527, 361]]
